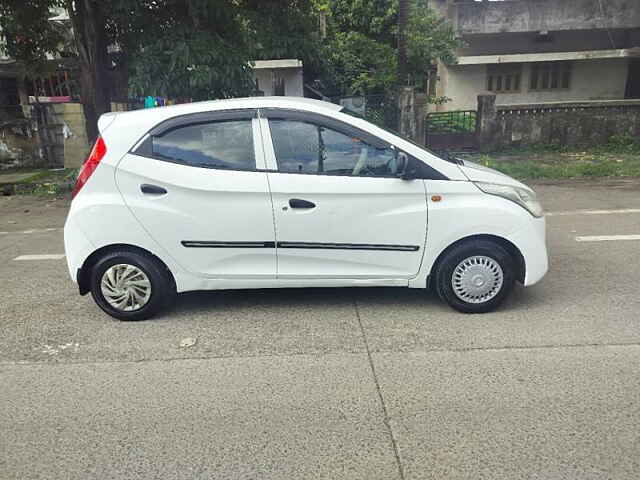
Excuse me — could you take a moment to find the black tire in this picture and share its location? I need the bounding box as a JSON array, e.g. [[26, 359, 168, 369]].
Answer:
[[434, 239, 516, 313], [90, 249, 175, 321]]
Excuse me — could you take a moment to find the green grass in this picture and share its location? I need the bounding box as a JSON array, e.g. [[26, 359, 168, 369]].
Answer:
[[487, 135, 640, 157], [14, 168, 78, 196], [14, 170, 50, 184], [475, 152, 640, 180], [470, 136, 640, 180]]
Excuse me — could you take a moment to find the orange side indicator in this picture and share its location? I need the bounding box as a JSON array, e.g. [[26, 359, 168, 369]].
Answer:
[[431, 195, 442, 202]]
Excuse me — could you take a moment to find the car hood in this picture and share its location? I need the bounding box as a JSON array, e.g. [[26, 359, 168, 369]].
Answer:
[[457, 159, 532, 191]]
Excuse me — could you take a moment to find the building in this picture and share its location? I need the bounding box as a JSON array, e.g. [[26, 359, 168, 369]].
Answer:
[[431, 0, 640, 111], [252, 59, 304, 97], [0, 9, 83, 169]]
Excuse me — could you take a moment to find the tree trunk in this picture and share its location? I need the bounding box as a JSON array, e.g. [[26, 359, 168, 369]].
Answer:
[[67, 0, 111, 144], [397, 0, 409, 87]]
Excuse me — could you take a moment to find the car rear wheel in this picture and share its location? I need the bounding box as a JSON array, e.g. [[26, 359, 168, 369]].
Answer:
[[434, 239, 516, 313], [90, 250, 175, 321]]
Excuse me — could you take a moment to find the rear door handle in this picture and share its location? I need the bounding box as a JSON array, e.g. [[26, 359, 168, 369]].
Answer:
[[140, 184, 167, 195], [289, 198, 316, 209]]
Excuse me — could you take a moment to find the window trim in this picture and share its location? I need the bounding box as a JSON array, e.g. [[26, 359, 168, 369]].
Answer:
[[149, 109, 257, 137], [131, 109, 264, 172], [259, 108, 448, 180]]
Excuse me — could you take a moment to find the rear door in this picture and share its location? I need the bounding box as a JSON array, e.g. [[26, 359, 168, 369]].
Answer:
[[115, 109, 276, 278], [260, 108, 429, 279]]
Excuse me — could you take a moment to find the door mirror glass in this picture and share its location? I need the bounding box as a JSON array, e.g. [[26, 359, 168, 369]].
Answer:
[[396, 152, 408, 176]]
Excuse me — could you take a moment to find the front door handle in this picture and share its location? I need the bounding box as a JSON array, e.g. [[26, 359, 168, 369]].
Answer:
[[289, 198, 316, 209], [140, 184, 167, 195]]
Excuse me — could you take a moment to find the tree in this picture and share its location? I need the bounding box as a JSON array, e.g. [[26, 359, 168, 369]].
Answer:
[[66, 0, 111, 142], [109, 0, 253, 101], [0, 0, 457, 140], [319, 0, 460, 97], [397, 0, 409, 85], [0, 0, 66, 76], [1, 0, 324, 141], [112, 0, 323, 101], [0, 0, 112, 142], [0, 0, 70, 164]]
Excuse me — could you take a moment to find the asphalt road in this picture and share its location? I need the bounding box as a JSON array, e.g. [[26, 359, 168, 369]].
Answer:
[[1, 179, 640, 479]]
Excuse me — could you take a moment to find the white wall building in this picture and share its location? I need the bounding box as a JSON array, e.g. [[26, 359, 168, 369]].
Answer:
[[251, 59, 304, 97], [431, 0, 640, 111]]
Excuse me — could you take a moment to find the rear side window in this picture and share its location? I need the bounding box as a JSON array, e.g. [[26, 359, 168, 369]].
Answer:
[[147, 120, 255, 170]]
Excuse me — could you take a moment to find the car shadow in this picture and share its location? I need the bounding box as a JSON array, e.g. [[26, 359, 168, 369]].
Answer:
[[171, 284, 538, 315], [172, 287, 380, 315]]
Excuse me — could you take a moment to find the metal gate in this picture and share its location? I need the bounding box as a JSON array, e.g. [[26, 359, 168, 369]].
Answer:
[[425, 110, 477, 152]]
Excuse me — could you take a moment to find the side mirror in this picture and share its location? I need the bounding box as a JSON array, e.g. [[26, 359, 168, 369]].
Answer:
[[396, 152, 416, 180]]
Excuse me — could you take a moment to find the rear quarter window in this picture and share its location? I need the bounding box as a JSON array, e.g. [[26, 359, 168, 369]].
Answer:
[[144, 120, 255, 170]]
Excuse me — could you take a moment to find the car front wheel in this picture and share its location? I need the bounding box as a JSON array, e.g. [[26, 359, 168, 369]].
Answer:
[[90, 250, 175, 321], [434, 239, 516, 313]]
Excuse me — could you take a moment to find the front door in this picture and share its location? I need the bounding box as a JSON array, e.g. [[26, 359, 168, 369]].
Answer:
[[261, 109, 428, 279], [116, 110, 276, 278]]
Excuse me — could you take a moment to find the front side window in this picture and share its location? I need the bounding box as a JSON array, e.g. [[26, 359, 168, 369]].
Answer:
[[151, 120, 255, 170], [268, 119, 399, 177]]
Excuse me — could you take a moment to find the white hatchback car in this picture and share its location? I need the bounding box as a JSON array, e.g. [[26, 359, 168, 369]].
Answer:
[[64, 97, 548, 320]]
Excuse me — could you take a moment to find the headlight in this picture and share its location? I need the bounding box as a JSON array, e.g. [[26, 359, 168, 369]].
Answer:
[[474, 182, 544, 218]]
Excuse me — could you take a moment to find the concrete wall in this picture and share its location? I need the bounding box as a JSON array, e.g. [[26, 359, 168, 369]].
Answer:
[[488, 99, 640, 149], [50, 103, 89, 168], [0, 125, 38, 169], [253, 68, 304, 97], [453, 0, 640, 35], [439, 58, 630, 111]]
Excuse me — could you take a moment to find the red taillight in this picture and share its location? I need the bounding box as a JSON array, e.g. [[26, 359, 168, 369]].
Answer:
[[72, 136, 107, 199]]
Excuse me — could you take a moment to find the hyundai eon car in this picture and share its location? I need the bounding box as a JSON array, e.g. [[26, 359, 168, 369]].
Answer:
[[64, 97, 548, 320]]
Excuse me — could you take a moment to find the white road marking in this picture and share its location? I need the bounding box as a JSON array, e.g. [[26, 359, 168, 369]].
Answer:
[[576, 235, 640, 242], [13, 254, 66, 261], [0, 227, 62, 236], [42, 342, 80, 355], [548, 208, 640, 217]]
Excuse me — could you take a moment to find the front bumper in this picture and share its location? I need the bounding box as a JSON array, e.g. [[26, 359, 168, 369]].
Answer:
[[510, 215, 548, 286]]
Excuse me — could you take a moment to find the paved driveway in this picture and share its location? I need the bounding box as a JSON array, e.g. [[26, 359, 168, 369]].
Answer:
[[1, 179, 640, 479]]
